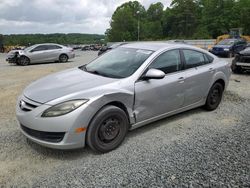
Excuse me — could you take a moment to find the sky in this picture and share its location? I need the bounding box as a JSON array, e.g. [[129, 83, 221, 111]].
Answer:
[[0, 0, 171, 35]]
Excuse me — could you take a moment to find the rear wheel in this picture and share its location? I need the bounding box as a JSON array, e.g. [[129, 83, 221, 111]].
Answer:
[[59, 54, 68, 63], [19, 56, 30, 66], [204, 82, 224, 111], [87, 105, 129, 153]]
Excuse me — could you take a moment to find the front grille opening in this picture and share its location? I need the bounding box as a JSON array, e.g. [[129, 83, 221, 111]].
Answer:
[[19, 100, 39, 112], [21, 125, 65, 143], [240, 57, 250, 63]]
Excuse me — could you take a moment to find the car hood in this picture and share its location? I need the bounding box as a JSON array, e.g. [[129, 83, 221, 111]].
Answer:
[[240, 47, 250, 55], [24, 68, 119, 103], [213, 45, 232, 49]]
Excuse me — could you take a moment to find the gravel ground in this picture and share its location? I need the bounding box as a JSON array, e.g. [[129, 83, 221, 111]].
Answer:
[[0, 51, 249, 187]]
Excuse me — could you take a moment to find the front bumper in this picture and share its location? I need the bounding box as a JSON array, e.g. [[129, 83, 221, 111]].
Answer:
[[16, 96, 95, 149], [68, 52, 75, 59], [234, 55, 250, 69]]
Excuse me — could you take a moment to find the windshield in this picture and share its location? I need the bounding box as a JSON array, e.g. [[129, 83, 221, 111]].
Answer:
[[24, 45, 36, 52], [81, 47, 153, 78], [218, 40, 235, 45]]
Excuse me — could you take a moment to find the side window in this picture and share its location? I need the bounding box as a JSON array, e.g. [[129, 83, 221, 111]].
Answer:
[[205, 54, 214, 63], [47, 45, 62, 50], [31, 45, 47, 52], [183, 50, 207, 69], [148, 50, 181, 74]]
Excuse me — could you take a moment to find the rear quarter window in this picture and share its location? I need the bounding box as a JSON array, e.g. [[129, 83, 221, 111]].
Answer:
[[205, 54, 214, 63], [183, 49, 210, 69]]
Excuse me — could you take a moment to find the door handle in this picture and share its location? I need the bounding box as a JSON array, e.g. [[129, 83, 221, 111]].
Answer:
[[178, 77, 185, 83]]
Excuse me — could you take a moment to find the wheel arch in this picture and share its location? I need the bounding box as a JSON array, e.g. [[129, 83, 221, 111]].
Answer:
[[90, 101, 132, 126], [20, 55, 30, 61], [211, 70, 228, 90], [19, 55, 31, 65], [105, 101, 131, 124], [59, 53, 69, 59], [214, 78, 225, 90]]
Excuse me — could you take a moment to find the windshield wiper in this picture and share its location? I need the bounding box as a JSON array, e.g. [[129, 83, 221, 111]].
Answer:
[[79, 65, 123, 79], [80, 66, 106, 77]]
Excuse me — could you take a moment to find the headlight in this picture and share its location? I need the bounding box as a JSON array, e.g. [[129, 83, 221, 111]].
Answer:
[[224, 48, 229, 51], [41, 99, 88, 117]]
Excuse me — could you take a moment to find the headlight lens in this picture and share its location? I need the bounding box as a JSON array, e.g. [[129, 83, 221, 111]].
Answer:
[[41, 99, 88, 117], [224, 48, 229, 51]]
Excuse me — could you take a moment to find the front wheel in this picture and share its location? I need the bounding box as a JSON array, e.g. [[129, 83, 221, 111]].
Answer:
[[204, 82, 224, 111], [19, 56, 30, 66], [86, 105, 129, 153]]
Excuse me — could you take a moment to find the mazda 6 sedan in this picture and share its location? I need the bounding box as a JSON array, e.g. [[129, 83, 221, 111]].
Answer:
[[16, 42, 231, 152]]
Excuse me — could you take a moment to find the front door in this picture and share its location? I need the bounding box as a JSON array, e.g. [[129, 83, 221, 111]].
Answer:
[[134, 49, 185, 123], [28, 45, 48, 63]]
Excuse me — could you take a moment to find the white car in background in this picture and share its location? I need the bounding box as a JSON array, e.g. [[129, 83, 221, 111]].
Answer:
[[6, 43, 75, 65]]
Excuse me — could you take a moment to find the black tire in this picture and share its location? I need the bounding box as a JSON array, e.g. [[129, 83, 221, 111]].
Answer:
[[231, 58, 242, 74], [86, 105, 129, 153], [19, 56, 30, 66], [59, 54, 68, 63], [204, 82, 224, 111]]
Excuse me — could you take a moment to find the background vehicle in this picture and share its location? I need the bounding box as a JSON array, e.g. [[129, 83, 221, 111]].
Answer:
[[98, 42, 127, 56], [16, 42, 230, 153], [210, 38, 247, 57], [216, 28, 250, 44], [81, 45, 91, 51], [231, 44, 250, 73], [6, 43, 75, 66]]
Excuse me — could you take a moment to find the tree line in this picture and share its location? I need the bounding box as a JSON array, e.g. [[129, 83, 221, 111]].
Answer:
[[2, 33, 105, 46], [106, 0, 250, 41]]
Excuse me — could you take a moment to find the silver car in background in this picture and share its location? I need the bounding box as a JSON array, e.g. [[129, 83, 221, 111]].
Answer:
[[16, 42, 231, 153], [7, 43, 75, 65]]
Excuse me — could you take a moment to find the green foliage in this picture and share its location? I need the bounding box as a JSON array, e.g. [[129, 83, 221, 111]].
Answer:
[[3, 33, 105, 46], [106, 0, 250, 41]]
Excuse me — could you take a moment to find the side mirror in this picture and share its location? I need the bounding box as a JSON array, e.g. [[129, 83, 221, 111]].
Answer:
[[142, 68, 165, 80]]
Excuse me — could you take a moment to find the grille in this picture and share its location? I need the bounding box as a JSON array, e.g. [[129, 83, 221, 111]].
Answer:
[[239, 56, 250, 63], [21, 125, 65, 143], [19, 99, 39, 112]]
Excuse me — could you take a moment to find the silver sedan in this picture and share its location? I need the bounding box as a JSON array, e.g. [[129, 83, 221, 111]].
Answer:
[[7, 43, 75, 65], [16, 42, 231, 152]]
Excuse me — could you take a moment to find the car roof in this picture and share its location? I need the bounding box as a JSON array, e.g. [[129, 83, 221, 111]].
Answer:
[[121, 42, 192, 51], [30, 43, 63, 48]]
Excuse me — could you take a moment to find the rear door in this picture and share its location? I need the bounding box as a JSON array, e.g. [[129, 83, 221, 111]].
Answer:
[[134, 49, 185, 122], [45, 45, 62, 61], [181, 49, 215, 106]]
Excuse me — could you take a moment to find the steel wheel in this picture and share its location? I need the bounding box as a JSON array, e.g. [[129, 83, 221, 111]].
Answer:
[[204, 82, 223, 111], [98, 116, 122, 143], [87, 105, 129, 153]]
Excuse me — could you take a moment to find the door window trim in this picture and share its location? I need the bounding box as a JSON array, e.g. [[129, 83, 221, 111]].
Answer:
[[180, 48, 213, 70], [137, 48, 185, 81]]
